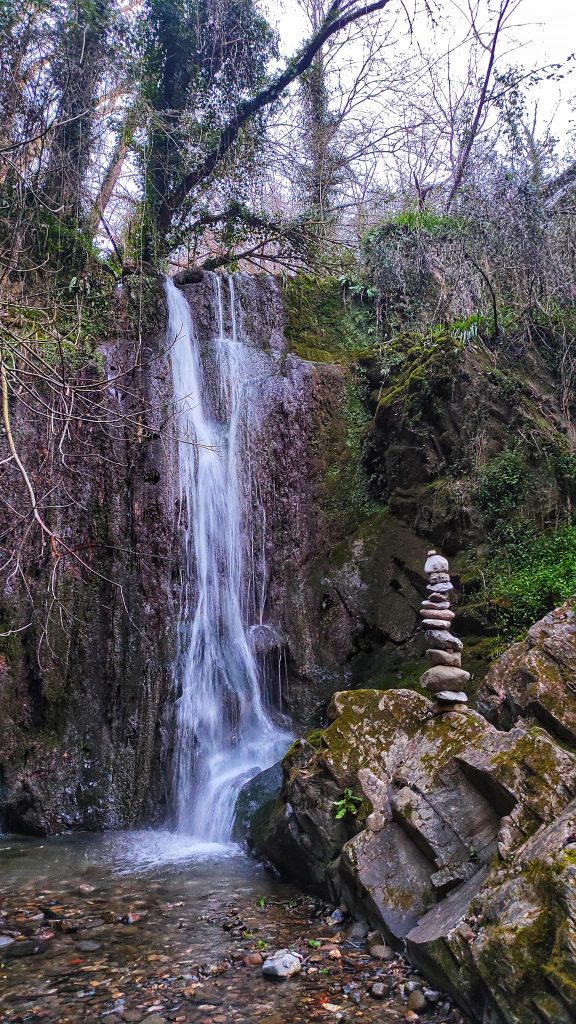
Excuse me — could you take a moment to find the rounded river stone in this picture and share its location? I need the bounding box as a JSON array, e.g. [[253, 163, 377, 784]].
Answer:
[[421, 666, 471, 693]]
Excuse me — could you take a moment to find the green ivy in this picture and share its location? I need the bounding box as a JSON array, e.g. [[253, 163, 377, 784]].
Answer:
[[485, 524, 576, 636]]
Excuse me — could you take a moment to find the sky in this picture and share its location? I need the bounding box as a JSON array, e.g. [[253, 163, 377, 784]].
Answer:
[[267, 0, 575, 147]]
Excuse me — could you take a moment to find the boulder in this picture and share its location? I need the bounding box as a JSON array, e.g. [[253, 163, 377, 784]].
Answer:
[[263, 687, 576, 1023], [478, 599, 576, 746], [232, 762, 282, 855], [406, 802, 576, 1024]]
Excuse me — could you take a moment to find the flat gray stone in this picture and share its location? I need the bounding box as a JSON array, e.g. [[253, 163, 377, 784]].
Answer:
[[427, 582, 453, 593], [425, 630, 463, 652], [421, 619, 450, 629], [435, 691, 468, 703]]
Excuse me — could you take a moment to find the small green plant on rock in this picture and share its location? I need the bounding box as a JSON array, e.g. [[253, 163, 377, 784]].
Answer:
[[332, 788, 363, 820]]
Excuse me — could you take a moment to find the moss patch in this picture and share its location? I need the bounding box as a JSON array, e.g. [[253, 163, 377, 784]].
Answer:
[[283, 276, 377, 365]]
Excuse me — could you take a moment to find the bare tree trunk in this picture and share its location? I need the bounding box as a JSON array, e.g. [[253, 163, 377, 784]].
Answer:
[[86, 103, 137, 239]]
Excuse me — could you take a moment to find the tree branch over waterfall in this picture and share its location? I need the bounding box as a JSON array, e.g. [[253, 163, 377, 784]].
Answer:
[[152, 0, 394, 245]]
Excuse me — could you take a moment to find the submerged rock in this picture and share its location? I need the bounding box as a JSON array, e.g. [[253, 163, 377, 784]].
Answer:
[[262, 949, 303, 978]]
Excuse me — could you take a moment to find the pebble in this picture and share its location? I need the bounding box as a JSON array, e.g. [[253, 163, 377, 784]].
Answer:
[[370, 982, 387, 999], [404, 981, 422, 994], [407, 990, 428, 1012], [369, 943, 394, 960], [5, 939, 43, 957], [421, 619, 450, 629], [427, 582, 453, 593], [424, 989, 441, 1003], [428, 571, 451, 583], [0, 935, 16, 949], [77, 939, 103, 951], [243, 952, 263, 966], [435, 691, 469, 703], [419, 608, 454, 621], [262, 949, 302, 978], [422, 599, 450, 610]]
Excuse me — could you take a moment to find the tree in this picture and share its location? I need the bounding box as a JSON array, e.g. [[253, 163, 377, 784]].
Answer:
[[136, 0, 395, 258]]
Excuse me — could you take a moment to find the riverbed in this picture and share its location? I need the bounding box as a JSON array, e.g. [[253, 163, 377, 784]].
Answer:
[[0, 832, 467, 1024]]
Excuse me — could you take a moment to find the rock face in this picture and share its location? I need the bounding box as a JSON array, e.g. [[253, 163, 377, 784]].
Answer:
[[0, 273, 180, 833], [478, 599, 576, 745], [262, 687, 576, 1023], [0, 272, 427, 832]]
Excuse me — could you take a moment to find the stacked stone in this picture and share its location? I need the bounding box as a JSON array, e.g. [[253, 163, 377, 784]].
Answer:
[[419, 549, 470, 711]]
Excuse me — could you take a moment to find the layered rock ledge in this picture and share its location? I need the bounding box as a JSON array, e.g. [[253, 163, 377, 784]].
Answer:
[[256, 685, 576, 1024]]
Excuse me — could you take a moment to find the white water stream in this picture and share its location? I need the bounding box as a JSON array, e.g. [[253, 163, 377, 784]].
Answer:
[[165, 276, 290, 842]]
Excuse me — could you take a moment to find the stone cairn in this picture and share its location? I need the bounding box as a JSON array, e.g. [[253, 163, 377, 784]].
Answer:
[[419, 549, 470, 712]]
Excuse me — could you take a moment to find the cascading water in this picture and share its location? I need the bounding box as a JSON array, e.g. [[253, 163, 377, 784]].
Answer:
[[165, 276, 290, 842]]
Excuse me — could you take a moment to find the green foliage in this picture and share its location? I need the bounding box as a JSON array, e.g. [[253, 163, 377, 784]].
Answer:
[[332, 787, 363, 820], [484, 367, 525, 400], [477, 449, 529, 525], [307, 938, 322, 949], [365, 207, 466, 240], [484, 524, 576, 637]]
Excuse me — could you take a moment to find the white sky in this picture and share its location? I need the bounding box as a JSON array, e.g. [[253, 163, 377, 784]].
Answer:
[[268, 0, 575, 146]]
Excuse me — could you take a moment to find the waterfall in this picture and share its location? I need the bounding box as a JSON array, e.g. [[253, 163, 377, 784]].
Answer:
[[165, 276, 290, 842]]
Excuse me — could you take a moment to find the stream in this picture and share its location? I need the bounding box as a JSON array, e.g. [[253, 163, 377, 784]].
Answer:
[[0, 832, 467, 1024]]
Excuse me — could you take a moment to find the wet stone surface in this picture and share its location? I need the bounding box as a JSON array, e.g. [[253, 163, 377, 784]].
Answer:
[[0, 832, 468, 1024]]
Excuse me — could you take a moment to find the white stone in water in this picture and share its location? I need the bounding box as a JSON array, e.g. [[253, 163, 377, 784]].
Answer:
[[435, 691, 468, 703], [424, 552, 449, 574], [262, 949, 303, 978]]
